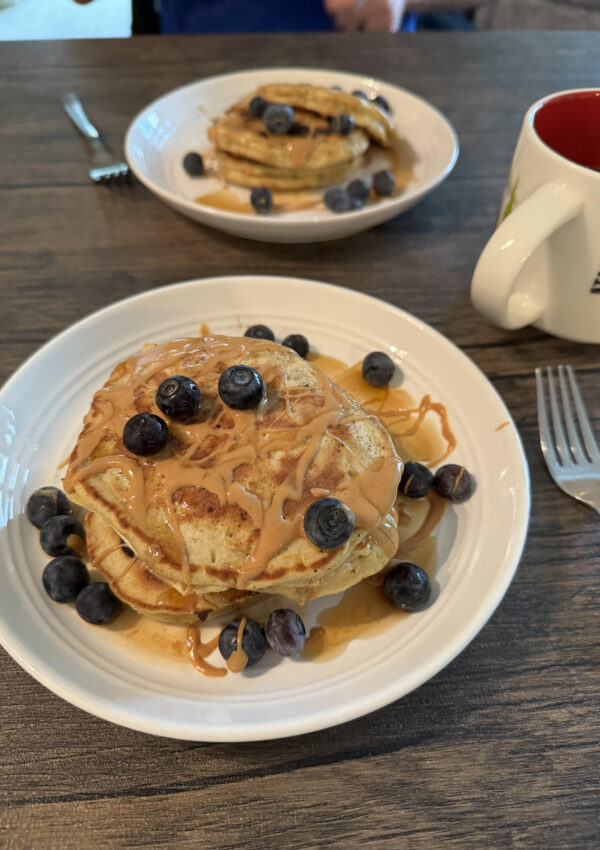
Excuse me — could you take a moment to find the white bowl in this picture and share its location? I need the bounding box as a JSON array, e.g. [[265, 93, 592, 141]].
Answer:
[[0, 276, 529, 741], [125, 68, 459, 243]]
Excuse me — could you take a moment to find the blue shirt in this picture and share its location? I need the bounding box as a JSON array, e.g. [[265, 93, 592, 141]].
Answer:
[[161, 0, 417, 33]]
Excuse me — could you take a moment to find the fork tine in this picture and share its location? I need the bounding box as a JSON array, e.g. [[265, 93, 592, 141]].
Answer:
[[566, 365, 600, 461], [535, 367, 560, 469], [546, 366, 572, 466], [557, 365, 586, 464]]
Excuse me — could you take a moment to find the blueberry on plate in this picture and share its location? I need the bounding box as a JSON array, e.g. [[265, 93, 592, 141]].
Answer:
[[40, 515, 86, 558], [123, 412, 168, 456], [384, 561, 431, 611], [182, 152, 204, 177], [26, 486, 71, 529], [218, 618, 267, 667], [244, 324, 275, 341], [218, 365, 265, 410], [399, 461, 434, 499], [304, 497, 354, 550], [373, 94, 391, 113], [373, 169, 396, 197], [249, 95, 268, 119], [352, 89, 368, 102], [42, 556, 88, 603], [250, 187, 273, 215], [155, 375, 201, 422], [265, 609, 306, 656], [362, 351, 395, 387], [330, 85, 343, 92], [263, 103, 295, 134], [324, 187, 354, 214], [282, 333, 309, 358], [433, 464, 474, 503], [76, 582, 122, 625], [347, 178, 370, 204], [330, 113, 355, 135]]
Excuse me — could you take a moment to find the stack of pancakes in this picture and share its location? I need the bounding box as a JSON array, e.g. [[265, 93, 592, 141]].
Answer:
[[208, 83, 400, 191], [64, 335, 403, 624]]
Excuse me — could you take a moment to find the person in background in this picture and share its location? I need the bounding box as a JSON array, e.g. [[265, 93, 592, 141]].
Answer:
[[160, 0, 414, 33]]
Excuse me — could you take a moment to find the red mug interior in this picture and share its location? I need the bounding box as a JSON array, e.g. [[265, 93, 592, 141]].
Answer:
[[533, 90, 600, 172]]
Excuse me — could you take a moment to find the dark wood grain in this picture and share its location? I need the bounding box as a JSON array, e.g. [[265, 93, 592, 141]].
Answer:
[[1, 33, 599, 850]]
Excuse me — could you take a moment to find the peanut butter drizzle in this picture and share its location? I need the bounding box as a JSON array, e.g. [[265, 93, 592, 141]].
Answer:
[[226, 616, 249, 673], [64, 336, 402, 592], [185, 626, 226, 677], [495, 421, 510, 432], [310, 357, 456, 467], [196, 188, 323, 214]]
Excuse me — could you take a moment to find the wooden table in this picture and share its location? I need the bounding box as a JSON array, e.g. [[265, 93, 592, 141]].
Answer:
[[1, 33, 599, 849]]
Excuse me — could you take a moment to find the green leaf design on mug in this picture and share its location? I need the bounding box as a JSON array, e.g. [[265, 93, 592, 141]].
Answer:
[[501, 177, 519, 221]]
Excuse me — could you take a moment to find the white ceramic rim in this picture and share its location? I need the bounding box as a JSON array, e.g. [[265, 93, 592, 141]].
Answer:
[[124, 67, 460, 228], [0, 276, 530, 740], [526, 87, 600, 181]]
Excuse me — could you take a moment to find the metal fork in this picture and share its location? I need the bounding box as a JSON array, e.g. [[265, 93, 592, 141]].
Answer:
[[62, 92, 130, 184], [535, 364, 600, 514]]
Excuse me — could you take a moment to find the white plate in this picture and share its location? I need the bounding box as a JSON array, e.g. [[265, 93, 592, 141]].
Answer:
[[125, 68, 459, 243], [0, 276, 529, 741]]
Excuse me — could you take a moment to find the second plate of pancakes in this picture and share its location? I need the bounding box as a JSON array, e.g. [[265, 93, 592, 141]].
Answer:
[[125, 68, 459, 243]]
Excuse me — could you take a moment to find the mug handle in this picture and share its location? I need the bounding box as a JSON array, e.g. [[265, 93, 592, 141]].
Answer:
[[471, 183, 583, 329]]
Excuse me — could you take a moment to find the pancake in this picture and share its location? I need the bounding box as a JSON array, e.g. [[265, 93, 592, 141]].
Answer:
[[86, 511, 257, 624], [216, 150, 355, 190], [209, 104, 370, 171], [254, 83, 398, 147], [64, 335, 402, 602]]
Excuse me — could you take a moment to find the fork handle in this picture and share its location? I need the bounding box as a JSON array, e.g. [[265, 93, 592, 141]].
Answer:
[[62, 92, 102, 145]]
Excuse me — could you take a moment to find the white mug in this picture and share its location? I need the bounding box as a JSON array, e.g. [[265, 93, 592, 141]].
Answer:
[[471, 89, 600, 344]]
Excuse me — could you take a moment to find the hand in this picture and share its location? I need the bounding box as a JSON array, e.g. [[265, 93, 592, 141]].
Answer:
[[324, 0, 406, 31]]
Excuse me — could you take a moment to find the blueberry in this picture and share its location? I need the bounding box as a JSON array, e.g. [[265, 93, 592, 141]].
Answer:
[[347, 178, 370, 204], [123, 412, 168, 456], [155, 375, 201, 422], [399, 461, 433, 499], [40, 515, 85, 558], [26, 486, 71, 529], [263, 103, 295, 134], [324, 187, 354, 214], [288, 122, 310, 137], [304, 497, 354, 550], [218, 618, 267, 667], [249, 95, 268, 119], [373, 170, 395, 197], [330, 85, 343, 92], [433, 464, 474, 503], [384, 561, 431, 611], [218, 365, 265, 410], [362, 351, 395, 387], [330, 113, 355, 135], [183, 152, 204, 177], [373, 94, 391, 113], [250, 187, 273, 215], [265, 609, 306, 656], [42, 556, 88, 603], [244, 324, 275, 341], [352, 89, 368, 102], [75, 582, 122, 625], [282, 333, 309, 358]]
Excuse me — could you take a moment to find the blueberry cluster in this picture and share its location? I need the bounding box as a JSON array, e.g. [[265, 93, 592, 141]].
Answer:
[[218, 608, 307, 669], [26, 487, 122, 625], [324, 169, 396, 215], [399, 461, 474, 503], [244, 323, 310, 358], [348, 88, 392, 114], [383, 462, 475, 612]]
